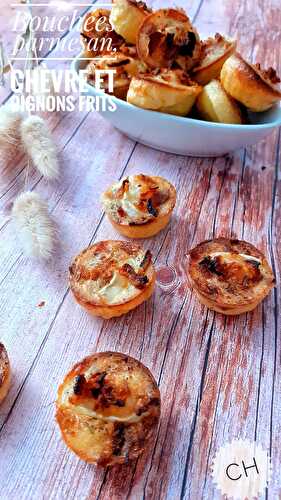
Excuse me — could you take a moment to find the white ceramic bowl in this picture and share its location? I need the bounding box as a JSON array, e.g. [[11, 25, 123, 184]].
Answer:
[[73, 56, 281, 157]]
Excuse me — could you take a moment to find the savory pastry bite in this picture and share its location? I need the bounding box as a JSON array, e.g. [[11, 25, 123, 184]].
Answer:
[[137, 8, 201, 70], [119, 43, 148, 75], [192, 33, 236, 85], [102, 174, 176, 238], [196, 79, 242, 124], [127, 69, 202, 116], [221, 53, 281, 112], [187, 238, 275, 315], [81, 9, 124, 58], [110, 0, 151, 45], [69, 240, 156, 319], [56, 352, 161, 466], [0, 343, 11, 404], [86, 51, 144, 99]]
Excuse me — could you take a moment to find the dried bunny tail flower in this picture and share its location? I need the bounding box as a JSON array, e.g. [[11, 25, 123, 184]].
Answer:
[[12, 191, 57, 260], [20, 115, 59, 180], [0, 104, 23, 147]]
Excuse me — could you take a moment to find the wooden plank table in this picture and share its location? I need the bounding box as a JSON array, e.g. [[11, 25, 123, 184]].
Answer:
[[0, 0, 280, 498]]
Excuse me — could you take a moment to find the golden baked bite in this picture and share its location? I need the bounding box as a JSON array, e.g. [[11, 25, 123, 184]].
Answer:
[[69, 240, 156, 319], [221, 53, 281, 112], [102, 174, 176, 238], [137, 8, 201, 71], [119, 43, 148, 75], [86, 51, 145, 99], [56, 352, 161, 466], [127, 69, 202, 116], [81, 9, 124, 58], [196, 79, 242, 124], [110, 0, 151, 45], [187, 238, 275, 315], [0, 343, 11, 404], [192, 33, 236, 85]]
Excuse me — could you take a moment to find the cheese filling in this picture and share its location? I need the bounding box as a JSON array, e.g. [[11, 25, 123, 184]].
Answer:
[[66, 400, 147, 424], [62, 384, 147, 423], [70, 243, 153, 306], [209, 252, 261, 264], [102, 174, 174, 225], [98, 271, 138, 304], [200, 251, 263, 285], [195, 34, 234, 69], [118, 179, 150, 221], [61, 369, 153, 424]]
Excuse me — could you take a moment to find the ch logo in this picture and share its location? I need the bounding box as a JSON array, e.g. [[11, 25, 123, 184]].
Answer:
[[226, 457, 259, 481], [211, 439, 272, 499]]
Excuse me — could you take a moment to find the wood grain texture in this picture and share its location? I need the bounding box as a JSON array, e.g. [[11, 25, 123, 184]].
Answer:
[[0, 0, 280, 499]]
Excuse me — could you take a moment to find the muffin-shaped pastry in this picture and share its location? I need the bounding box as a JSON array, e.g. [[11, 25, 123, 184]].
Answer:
[[187, 238, 275, 315], [221, 53, 281, 112], [196, 79, 242, 124], [192, 33, 236, 85], [69, 241, 156, 318], [56, 352, 160, 466], [119, 43, 148, 74], [102, 174, 176, 238], [137, 8, 201, 70], [81, 9, 124, 58], [110, 0, 151, 45], [127, 69, 202, 116], [86, 51, 144, 99], [0, 343, 11, 404]]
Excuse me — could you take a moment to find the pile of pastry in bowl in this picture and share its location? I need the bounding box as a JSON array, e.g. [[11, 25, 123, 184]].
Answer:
[[81, 0, 281, 124]]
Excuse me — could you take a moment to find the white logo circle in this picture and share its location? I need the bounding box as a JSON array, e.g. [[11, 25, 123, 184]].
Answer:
[[211, 439, 272, 499]]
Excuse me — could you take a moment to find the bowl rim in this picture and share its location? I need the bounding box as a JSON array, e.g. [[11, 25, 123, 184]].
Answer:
[[72, 55, 281, 131]]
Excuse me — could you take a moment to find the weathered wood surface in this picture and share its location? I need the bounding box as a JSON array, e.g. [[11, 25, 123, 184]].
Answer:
[[0, 0, 280, 499]]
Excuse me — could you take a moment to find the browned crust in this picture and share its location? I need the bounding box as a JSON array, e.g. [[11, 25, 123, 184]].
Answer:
[[86, 53, 132, 93], [126, 0, 151, 14], [61, 352, 159, 387], [251, 63, 281, 86], [69, 240, 155, 309], [140, 70, 200, 91], [187, 238, 275, 310], [145, 7, 192, 23], [234, 53, 281, 98], [119, 43, 138, 57], [191, 288, 261, 315], [0, 343, 11, 404], [193, 49, 230, 73], [127, 70, 202, 115], [192, 33, 236, 73], [107, 213, 173, 238], [188, 238, 264, 260], [201, 33, 226, 52], [71, 273, 156, 318], [56, 352, 160, 466], [81, 9, 124, 53], [103, 174, 176, 227], [137, 8, 200, 69], [0, 343, 9, 385]]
